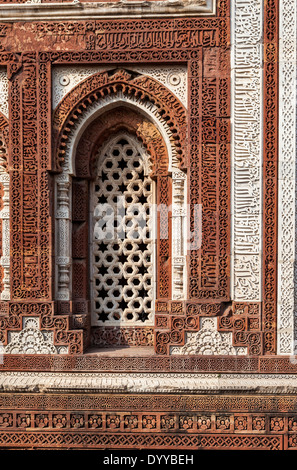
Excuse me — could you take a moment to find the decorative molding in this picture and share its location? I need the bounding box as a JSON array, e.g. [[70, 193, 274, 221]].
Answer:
[[1, 370, 297, 393], [231, 0, 262, 302], [0, 0, 216, 21], [8, 56, 52, 300], [0, 382, 293, 449], [52, 65, 187, 110], [0, 431, 282, 450], [4, 317, 68, 355], [2, 353, 297, 373], [170, 317, 247, 355], [277, 0, 297, 354]]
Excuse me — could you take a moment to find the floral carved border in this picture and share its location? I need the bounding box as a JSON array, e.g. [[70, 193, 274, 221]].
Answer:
[[263, 0, 278, 355], [0, 390, 294, 449]]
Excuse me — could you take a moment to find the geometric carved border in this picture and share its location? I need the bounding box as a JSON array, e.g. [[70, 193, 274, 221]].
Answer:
[[0, 114, 9, 301], [0, 431, 283, 450], [0, 391, 295, 449], [277, 0, 297, 355], [2, 353, 297, 373]]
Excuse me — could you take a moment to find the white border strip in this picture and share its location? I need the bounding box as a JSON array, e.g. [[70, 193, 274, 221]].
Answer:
[[231, 0, 263, 302], [277, 0, 297, 354], [1, 371, 297, 393]]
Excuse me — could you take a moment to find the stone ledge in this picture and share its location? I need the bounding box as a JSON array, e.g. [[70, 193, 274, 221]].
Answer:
[[0, 0, 216, 21], [0, 371, 297, 394]]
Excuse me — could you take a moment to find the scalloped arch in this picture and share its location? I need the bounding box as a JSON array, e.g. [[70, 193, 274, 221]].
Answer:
[[75, 106, 169, 179], [52, 68, 187, 173]]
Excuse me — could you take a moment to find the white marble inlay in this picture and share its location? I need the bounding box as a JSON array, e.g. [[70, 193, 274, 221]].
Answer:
[[52, 65, 187, 110]]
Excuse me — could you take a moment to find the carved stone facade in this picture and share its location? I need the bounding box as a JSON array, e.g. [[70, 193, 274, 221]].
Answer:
[[0, 0, 296, 451]]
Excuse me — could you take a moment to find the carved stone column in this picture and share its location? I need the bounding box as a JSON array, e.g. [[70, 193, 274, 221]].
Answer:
[[172, 169, 187, 299], [55, 174, 71, 301]]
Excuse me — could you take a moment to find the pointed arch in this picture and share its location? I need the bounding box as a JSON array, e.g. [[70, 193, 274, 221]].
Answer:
[[52, 68, 188, 174], [52, 69, 188, 348], [74, 106, 169, 180]]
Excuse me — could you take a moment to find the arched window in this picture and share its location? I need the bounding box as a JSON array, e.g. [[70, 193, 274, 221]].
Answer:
[[53, 69, 189, 349], [91, 132, 155, 326]]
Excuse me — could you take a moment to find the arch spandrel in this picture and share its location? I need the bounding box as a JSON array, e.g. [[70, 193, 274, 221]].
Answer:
[[52, 68, 188, 174]]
